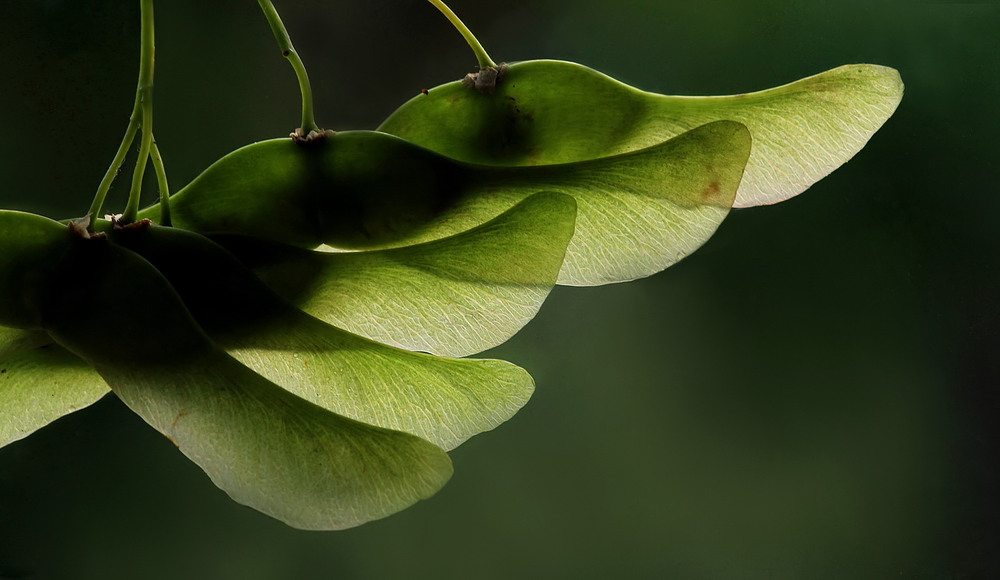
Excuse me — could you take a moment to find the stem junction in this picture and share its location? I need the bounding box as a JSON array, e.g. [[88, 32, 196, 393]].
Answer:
[[424, 0, 507, 94]]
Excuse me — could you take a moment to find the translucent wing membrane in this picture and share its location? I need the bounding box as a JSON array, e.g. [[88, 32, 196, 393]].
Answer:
[[141, 123, 750, 285], [0, 326, 108, 446], [111, 225, 536, 450], [213, 192, 577, 356], [378, 61, 903, 208], [40, 239, 453, 530]]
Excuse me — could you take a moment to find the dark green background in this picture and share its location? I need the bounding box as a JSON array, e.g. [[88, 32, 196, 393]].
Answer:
[[1, 1, 997, 578]]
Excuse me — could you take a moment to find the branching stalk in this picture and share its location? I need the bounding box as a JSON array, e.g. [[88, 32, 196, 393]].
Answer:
[[425, 0, 497, 69], [257, 0, 320, 135], [120, 0, 156, 223], [87, 93, 141, 219], [89, 0, 164, 225]]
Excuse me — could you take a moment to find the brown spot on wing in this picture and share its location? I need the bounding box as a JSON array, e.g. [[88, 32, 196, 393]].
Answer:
[[701, 180, 726, 206]]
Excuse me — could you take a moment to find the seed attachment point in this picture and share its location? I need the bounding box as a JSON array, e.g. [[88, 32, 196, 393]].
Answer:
[[462, 63, 508, 95]]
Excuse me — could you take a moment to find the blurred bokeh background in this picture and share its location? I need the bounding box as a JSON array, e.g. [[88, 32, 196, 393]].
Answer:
[[1, 1, 997, 578]]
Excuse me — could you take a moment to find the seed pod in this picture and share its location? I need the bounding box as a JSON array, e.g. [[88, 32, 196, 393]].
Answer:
[[140, 131, 465, 250]]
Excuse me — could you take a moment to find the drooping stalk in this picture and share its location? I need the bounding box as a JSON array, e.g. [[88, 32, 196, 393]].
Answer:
[[257, 0, 320, 135], [425, 0, 497, 70]]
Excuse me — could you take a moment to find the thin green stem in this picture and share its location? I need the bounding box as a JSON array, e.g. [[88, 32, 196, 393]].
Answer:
[[87, 93, 141, 219], [90, 0, 163, 224], [150, 137, 170, 226], [257, 0, 320, 134], [122, 91, 153, 223], [120, 0, 156, 223], [425, 0, 497, 69]]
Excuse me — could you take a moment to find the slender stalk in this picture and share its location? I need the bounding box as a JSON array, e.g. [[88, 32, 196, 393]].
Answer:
[[89, 0, 162, 224], [257, 0, 320, 134], [122, 98, 153, 223], [87, 93, 141, 219], [150, 138, 170, 226], [425, 0, 497, 69], [120, 0, 156, 223]]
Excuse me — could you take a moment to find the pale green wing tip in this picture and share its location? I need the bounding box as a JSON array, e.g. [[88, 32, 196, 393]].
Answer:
[[853, 63, 904, 93], [436, 359, 535, 451], [828, 63, 905, 110], [733, 64, 904, 208], [258, 441, 455, 531], [1, 326, 111, 450], [136, 373, 456, 531]]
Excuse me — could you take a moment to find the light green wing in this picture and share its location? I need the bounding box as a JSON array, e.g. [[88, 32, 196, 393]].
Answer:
[[378, 61, 903, 207], [112, 225, 537, 450], [0, 326, 109, 448], [41, 239, 452, 530], [214, 192, 577, 356]]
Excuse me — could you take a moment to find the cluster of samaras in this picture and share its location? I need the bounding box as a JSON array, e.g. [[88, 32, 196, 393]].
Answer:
[[0, 53, 901, 529]]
